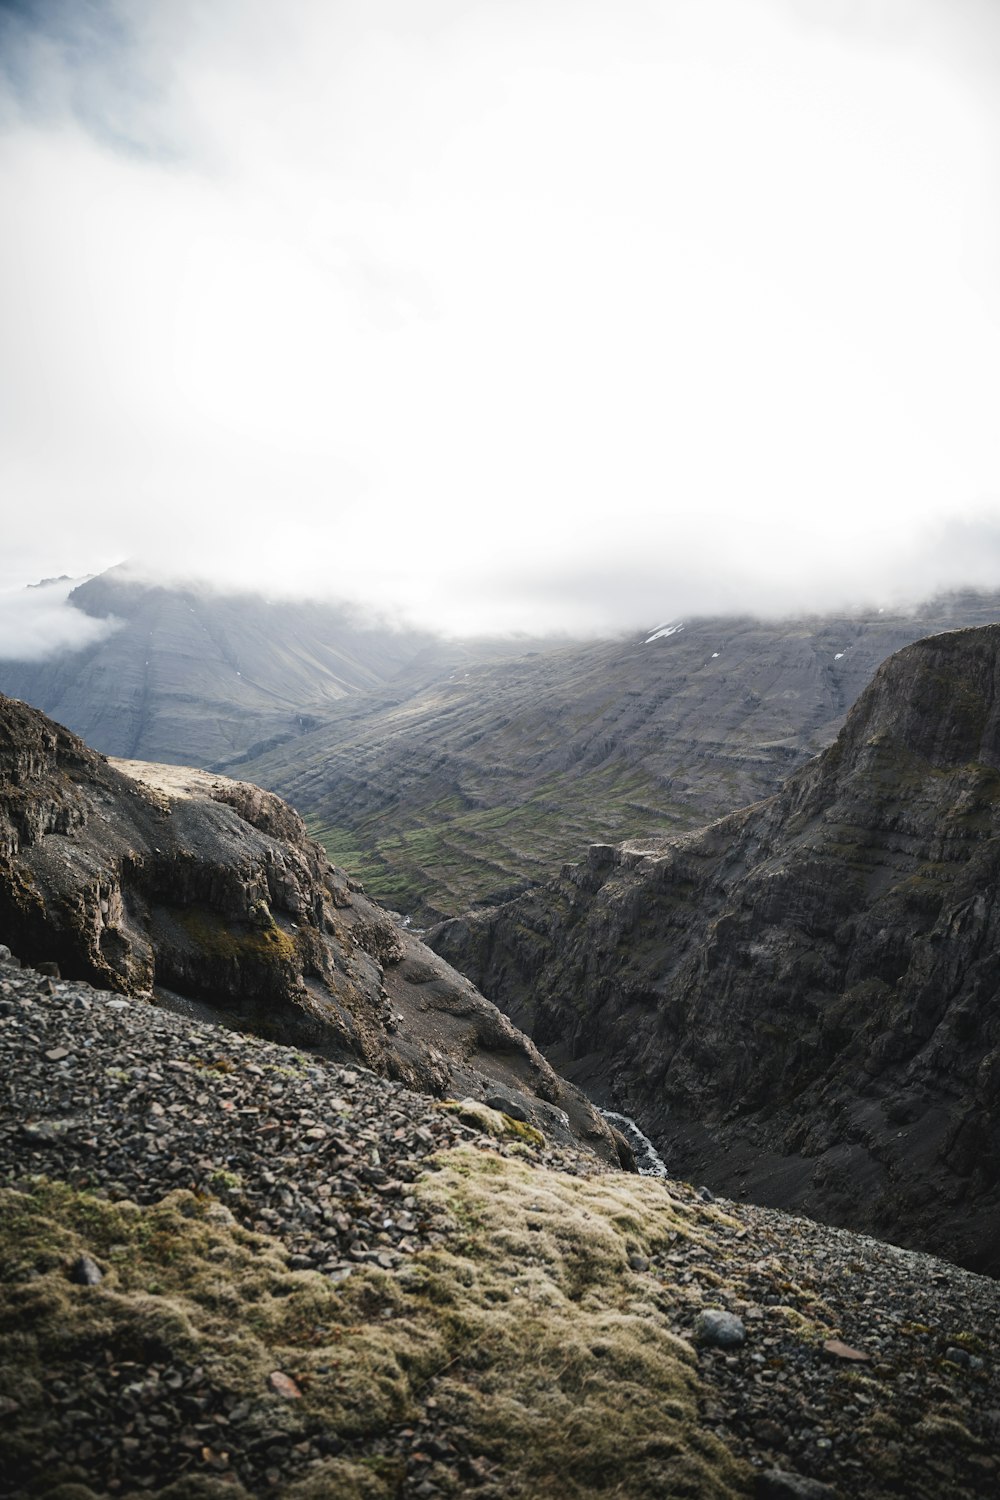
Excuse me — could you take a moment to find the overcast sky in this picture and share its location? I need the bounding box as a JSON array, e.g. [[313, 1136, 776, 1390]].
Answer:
[[3, 0, 1000, 637]]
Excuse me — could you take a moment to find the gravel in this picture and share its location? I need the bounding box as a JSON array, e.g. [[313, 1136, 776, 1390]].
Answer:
[[1, 950, 999, 1498]]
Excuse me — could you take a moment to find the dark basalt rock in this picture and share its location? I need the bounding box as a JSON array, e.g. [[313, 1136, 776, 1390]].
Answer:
[[0, 693, 617, 1162], [430, 625, 1000, 1273]]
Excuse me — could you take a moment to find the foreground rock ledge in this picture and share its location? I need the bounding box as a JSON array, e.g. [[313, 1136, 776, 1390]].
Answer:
[[0, 692, 617, 1160]]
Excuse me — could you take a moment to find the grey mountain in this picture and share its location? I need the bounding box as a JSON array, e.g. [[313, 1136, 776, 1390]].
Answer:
[[430, 624, 1000, 1274], [0, 567, 461, 768], [234, 592, 1000, 920]]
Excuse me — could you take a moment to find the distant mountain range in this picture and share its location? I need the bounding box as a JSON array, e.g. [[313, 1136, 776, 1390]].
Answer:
[[233, 591, 1000, 919], [0, 567, 467, 768], [4, 568, 1000, 920]]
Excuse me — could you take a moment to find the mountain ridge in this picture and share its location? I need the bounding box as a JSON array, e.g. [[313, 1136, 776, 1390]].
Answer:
[[233, 592, 1000, 920], [0, 568, 477, 767], [430, 624, 1000, 1274]]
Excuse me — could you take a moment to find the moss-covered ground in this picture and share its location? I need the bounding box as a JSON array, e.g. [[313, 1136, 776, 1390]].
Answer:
[[0, 1150, 752, 1499]]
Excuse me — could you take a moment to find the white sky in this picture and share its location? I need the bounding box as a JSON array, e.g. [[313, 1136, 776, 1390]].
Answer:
[[3, 0, 1000, 635]]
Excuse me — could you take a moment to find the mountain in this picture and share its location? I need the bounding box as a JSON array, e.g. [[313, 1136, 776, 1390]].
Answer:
[[430, 625, 1000, 1275], [0, 567, 468, 768], [234, 592, 1000, 920], [3, 961, 999, 1499], [8, 567, 1000, 927], [0, 691, 618, 1161]]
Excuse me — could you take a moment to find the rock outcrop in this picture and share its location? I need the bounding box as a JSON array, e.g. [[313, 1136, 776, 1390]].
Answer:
[[0, 693, 617, 1161], [431, 626, 1000, 1273]]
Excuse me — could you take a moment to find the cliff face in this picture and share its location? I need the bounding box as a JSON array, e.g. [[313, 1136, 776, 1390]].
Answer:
[[236, 591, 1000, 920], [430, 626, 1000, 1273], [0, 694, 617, 1162]]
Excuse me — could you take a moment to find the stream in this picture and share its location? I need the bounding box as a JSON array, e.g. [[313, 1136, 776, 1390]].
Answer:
[[600, 1109, 669, 1178]]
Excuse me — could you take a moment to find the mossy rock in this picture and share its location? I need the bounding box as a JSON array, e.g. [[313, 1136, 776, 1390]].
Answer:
[[436, 1098, 545, 1145]]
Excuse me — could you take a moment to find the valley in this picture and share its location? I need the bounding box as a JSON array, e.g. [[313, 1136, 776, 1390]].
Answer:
[[7, 567, 1000, 925], [2, 614, 1000, 1497], [431, 624, 1000, 1275], [235, 592, 1000, 920]]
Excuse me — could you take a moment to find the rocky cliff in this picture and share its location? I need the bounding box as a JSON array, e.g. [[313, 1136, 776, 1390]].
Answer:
[[0, 693, 617, 1161], [431, 626, 1000, 1274], [237, 591, 1000, 920]]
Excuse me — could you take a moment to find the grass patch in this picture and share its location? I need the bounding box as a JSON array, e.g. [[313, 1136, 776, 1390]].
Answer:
[[172, 908, 299, 966], [308, 766, 699, 919]]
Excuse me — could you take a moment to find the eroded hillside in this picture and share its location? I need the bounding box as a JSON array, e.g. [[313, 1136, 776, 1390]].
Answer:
[[431, 625, 1000, 1274], [0, 693, 615, 1160], [236, 594, 1000, 920]]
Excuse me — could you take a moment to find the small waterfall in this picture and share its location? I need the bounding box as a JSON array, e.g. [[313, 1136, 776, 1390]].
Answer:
[[601, 1109, 669, 1178]]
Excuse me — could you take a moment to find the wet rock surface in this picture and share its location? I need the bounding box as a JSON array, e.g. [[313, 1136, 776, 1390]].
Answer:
[[1, 960, 999, 1498], [431, 626, 1000, 1273]]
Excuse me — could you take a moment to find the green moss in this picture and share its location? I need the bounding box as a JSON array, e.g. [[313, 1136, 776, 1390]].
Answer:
[[206, 1170, 243, 1194], [0, 1158, 753, 1500], [435, 1099, 545, 1146], [172, 907, 299, 966]]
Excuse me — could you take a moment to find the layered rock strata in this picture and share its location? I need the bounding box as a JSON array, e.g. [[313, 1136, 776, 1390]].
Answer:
[[431, 626, 1000, 1272]]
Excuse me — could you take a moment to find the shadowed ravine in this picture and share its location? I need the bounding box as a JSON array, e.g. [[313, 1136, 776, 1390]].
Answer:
[[431, 625, 1000, 1276]]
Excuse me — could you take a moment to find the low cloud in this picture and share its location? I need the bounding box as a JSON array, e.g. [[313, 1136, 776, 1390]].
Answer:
[[0, 579, 122, 662], [2, 3, 1000, 637]]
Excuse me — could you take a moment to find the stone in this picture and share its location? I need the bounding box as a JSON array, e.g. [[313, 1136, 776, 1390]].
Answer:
[[68, 1255, 104, 1286], [695, 1310, 746, 1348], [757, 1472, 836, 1499], [753, 1419, 786, 1448], [484, 1094, 528, 1122], [267, 1371, 302, 1399], [822, 1339, 869, 1362]]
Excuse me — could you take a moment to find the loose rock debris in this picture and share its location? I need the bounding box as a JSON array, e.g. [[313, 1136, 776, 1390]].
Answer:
[[1, 953, 998, 1499]]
